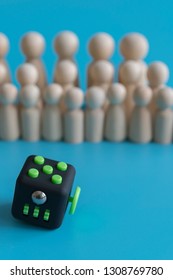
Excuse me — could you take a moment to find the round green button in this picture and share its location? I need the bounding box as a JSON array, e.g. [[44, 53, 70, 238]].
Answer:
[[51, 174, 62, 184], [57, 162, 67, 171], [28, 168, 39, 178], [43, 165, 53, 175], [34, 156, 45, 165]]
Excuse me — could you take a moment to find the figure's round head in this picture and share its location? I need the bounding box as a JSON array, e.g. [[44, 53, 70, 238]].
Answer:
[[44, 83, 63, 105], [20, 84, 40, 107], [0, 83, 18, 105], [85, 86, 105, 109], [0, 33, 9, 58], [54, 60, 77, 84], [21, 31, 45, 58], [16, 63, 38, 86], [133, 85, 152, 106], [0, 64, 7, 83], [54, 31, 79, 58], [119, 32, 149, 60], [90, 60, 114, 83], [156, 86, 173, 110], [65, 87, 84, 110], [147, 61, 169, 87], [88, 32, 115, 60], [119, 60, 142, 85], [107, 83, 126, 105]]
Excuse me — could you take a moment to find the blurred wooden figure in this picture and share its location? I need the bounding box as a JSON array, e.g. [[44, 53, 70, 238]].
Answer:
[[20, 32, 47, 93], [119, 60, 142, 120], [42, 84, 63, 141], [54, 60, 77, 93], [16, 63, 41, 108], [20, 84, 41, 141], [53, 31, 79, 86], [119, 32, 149, 84], [85, 86, 105, 142], [0, 84, 19, 140], [64, 87, 84, 143], [0, 33, 11, 83], [105, 83, 127, 142], [90, 60, 114, 92], [154, 86, 173, 144], [147, 61, 169, 119], [16, 63, 39, 88], [129, 85, 152, 143], [87, 33, 115, 88]]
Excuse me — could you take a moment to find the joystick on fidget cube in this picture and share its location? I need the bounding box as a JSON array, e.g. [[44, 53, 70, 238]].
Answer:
[[11, 155, 81, 229]]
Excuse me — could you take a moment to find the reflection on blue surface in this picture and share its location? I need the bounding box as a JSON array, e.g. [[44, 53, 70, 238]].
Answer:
[[0, 141, 173, 259]]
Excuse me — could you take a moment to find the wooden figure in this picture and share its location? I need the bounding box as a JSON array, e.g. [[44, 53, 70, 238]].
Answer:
[[119, 32, 149, 85], [85, 86, 105, 142], [20, 84, 41, 141], [154, 86, 173, 144], [119, 60, 142, 121], [21, 32, 47, 93], [42, 83, 63, 141], [53, 31, 79, 86], [87, 32, 115, 88], [64, 87, 84, 143], [0, 83, 19, 140], [16, 63, 39, 88], [105, 83, 127, 142], [129, 85, 152, 143], [90, 60, 114, 92], [0, 33, 11, 83], [147, 61, 169, 119], [54, 60, 77, 93]]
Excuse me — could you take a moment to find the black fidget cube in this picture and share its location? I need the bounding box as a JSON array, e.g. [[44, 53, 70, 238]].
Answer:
[[11, 155, 76, 229]]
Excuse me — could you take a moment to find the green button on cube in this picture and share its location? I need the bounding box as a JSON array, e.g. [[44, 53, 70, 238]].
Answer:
[[44, 209, 50, 221], [43, 165, 53, 175], [57, 162, 67, 171], [34, 156, 45, 165], [23, 204, 29, 215], [51, 174, 62, 184], [33, 206, 40, 218], [28, 168, 39, 178]]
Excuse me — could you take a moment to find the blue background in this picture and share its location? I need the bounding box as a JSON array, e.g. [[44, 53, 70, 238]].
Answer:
[[0, 0, 173, 260]]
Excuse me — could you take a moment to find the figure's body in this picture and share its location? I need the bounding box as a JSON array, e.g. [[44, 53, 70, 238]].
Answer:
[[20, 32, 47, 94], [0, 33, 11, 83], [154, 86, 173, 144], [20, 84, 41, 141], [0, 64, 7, 85], [85, 86, 105, 142], [53, 31, 79, 86], [87, 33, 115, 88], [119, 60, 142, 121], [105, 83, 127, 142], [0, 83, 19, 140], [119, 32, 149, 85], [42, 84, 63, 141], [64, 87, 84, 143], [129, 85, 152, 143]]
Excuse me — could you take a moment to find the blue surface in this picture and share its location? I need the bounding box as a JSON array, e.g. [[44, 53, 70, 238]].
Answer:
[[0, 0, 173, 260], [0, 141, 173, 260]]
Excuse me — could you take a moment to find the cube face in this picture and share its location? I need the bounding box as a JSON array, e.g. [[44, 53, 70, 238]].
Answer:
[[12, 155, 76, 229]]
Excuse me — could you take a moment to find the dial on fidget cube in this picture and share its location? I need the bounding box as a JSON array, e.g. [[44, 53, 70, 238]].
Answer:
[[11, 155, 80, 229]]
